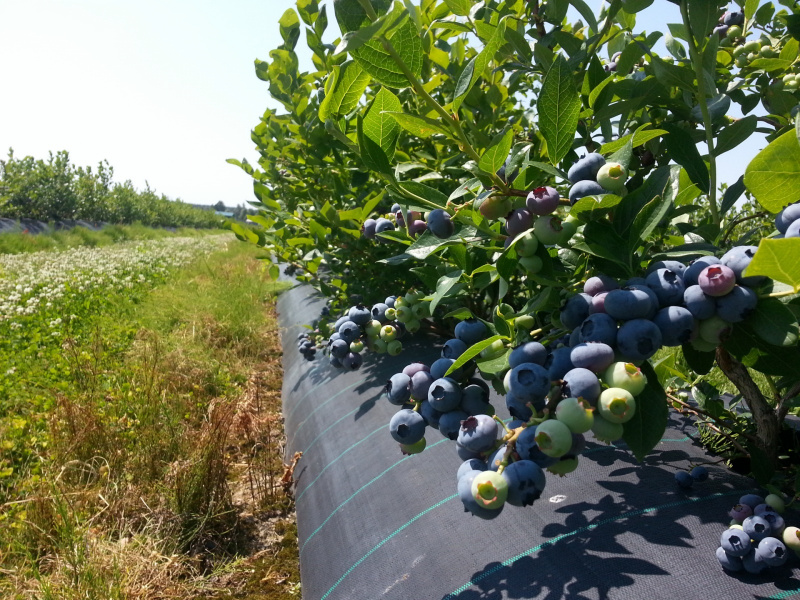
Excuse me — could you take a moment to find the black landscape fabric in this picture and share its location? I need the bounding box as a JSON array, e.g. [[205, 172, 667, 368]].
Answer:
[[277, 282, 800, 600]]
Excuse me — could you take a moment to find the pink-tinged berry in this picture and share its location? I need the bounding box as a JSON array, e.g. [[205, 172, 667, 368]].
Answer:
[[728, 503, 753, 521], [698, 265, 737, 297], [526, 186, 560, 215]]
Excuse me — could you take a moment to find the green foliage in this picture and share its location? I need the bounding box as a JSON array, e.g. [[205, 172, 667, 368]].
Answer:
[[0, 149, 221, 228]]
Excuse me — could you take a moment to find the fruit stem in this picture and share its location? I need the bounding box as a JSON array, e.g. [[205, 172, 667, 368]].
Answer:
[[495, 415, 513, 435], [412, 401, 422, 412], [680, 0, 720, 225], [759, 289, 799, 299]]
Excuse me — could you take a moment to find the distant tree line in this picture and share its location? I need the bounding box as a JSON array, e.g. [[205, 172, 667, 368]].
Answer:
[[0, 149, 222, 228], [212, 200, 259, 221]]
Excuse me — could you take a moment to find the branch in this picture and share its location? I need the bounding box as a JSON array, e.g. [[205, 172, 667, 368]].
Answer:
[[778, 381, 800, 423]]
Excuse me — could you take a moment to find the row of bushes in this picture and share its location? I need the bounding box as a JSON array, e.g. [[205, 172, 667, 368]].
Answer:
[[0, 149, 222, 228]]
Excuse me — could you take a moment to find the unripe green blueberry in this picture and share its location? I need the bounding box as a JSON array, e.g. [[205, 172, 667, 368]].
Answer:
[[387, 340, 403, 355], [726, 25, 742, 39], [479, 195, 513, 220], [394, 296, 408, 308], [598, 388, 637, 424], [783, 526, 800, 553], [515, 230, 539, 257], [395, 305, 413, 323], [787, 80, 800, 91], [350, 340, 364, 353], [519, 255, 543, 274], [735, 56, 748, 68], [365, 319, 382, 336], [534, 419, 574, 457], [603, 362, 647, 396], [744, 40, 760, 53], [591, 413, 624, 443], [765, 493, 785, 514], [596, 161, 627, 192], [732, 45, 747, 58], [400, 437, 426, 455], [371, 338, 388, 353], [471, 470, 508, 509], [405, 318, 421, 333], [380, 324, 397, 341], [481, 338, 506, 360], [557, 220, 578, 246], [547, 456, 579, 476], [698, 315, 732, 345], [412, 301, 430, 319], [515, 314, 536, 330], [533, 215, 564, 246], [746, 52, 758, 61], [555, 397, 594, 434], [384, 307, 397, 321]]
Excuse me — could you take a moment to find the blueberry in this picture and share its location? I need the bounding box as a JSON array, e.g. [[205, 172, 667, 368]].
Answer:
[[371, 302, 390, 322], [647, 260, 687, 277], [410, 370, 435, 401], [456, 442, 482, 460], [698, 264, 737, 297], [515, 427, 558, 467], [333, 316, 349, 331], [562, 368, 601, 405], [547, 346, 575, 381], [560, 293, 593, 329], [604, 287, 656, 321], [362, 218, 377, 239], [645, 268, 685, 307], [460, 386, 494, 416], [568, 180, 609, 205], [485, 443, 509, 470], [426, 209, 454, 239], [408, 219, 427, 237], [720, 245, 766, 287], [509, 342, 548, 368], [508, 362, 550, 401], [786, 218, 800, 238], [430, 357, 463, 380], [506, 392, 535, 421], [454, 318, 489, 346], [502, 460, 546, 506], [653, 306, 695, 346], [690, 465, 709, 481], [442, 338, 469, 360], [578, 313, 618, 346], [402, 362, 430, 377], [715, 547, 744, 572], [741, 548, 767, 574], [506, 208, 533, 237], [375, 217, 395, 242], [683, 256, 721, 287], [776, 202, 800, 233], [457, 470, 503, 519], [389, 409, 426, 444], [716, 285, 758, 323], [755, 537, 788, 567], [729, 504, 753, 521], [584, 274, 619, 296], [337, 320, 361, 343], [626, 284, 660, 319], [457, 414, 499, 453], [675, 471, 693, 489], [438, 409, 469, 441], [348, 304, 372, 325], [418, 400, 442, 429], [427, 377, 463, 412], [616, 318, 663, 361], [342, 352, 363, 370], [567, 152, 606, 184], [742, 515, 771, 542], [722, 10, 744, 26], [739, 493, 764, 508], [526, 186, 560, 216], [683, 285, 717, 320], [569, 342, 615, 373], [385, 372, 412, 405], [457, 458, 487, 482]]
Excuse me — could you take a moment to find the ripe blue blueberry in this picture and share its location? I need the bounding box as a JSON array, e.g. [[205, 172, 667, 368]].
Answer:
[[430, 357, 464, 380], [427, 209, 455, 239], [560, 293, 593, 329], [457, 470, 504, 519], [389, 409, 426, 444], [506, 208, 533, 237], [418, 400, 442, 429], [716, 285, 758, 323], [547, 346, 575, 381], [675, 471, 693, 489], [509, 342, 548, 368], [442, 338, 469, 360], [739, 494, 764, 509], [427, 377, 463, 412], [457, 414, 499, 453], [410, 370, 435, 401], [374, 218, 395, 242], [743, 515, 771, 542], [653, 306, 695, 347], [604, 287, 656, 321], [715, 547, 744, 572], [457, 458, 487, 481], [578, 313, 618, 346], [502, 460, 546, 506], [438, 409, 470, 441], [385, 372, 412, 406], [342, 352, 363, 370], [683, 285, 717, 320], [562, 368, 601, 405], [776, 202, 800, 233], [567, 152, 606, 184], [337, 320, 361, 343], [454, 318, 489, 346], [720, 245, 766, 287], [348, 304, 372, 326], [690, 465, 709, 481], [568, 180, 608, 205], [584, 274, 618, 296], [755, 537, 788, 567], [645, 268, 685, 307], [508, 362, 550, 401], [569, 342, 615, 373], [362, 218, 377, 239], [616, 318, 663, 361]]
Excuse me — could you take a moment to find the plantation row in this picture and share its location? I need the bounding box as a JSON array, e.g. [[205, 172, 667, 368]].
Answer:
[[0, 149, 221, 228], [232, 0, 800, 541]]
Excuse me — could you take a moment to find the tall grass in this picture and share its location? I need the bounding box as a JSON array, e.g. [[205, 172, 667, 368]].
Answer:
[[1, 241, 298, 599]]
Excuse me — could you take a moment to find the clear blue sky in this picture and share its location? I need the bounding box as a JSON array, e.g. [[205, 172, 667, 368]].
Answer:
[[0, 1, 764, 206]]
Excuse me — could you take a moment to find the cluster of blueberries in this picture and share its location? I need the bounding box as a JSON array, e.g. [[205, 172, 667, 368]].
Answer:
[[717, 493, 799, 575], [383, 315, 654, 518], [362, 203, 428, 242], [558, 244, 768, 365], [321, 293, 432, 370], [296, 331, 317, 362], [777, 201, 800, 238], [674, 465, 709, 489], [567, 152, 627, 205]]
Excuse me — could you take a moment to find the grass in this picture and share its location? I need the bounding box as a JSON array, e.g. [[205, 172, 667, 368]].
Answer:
[[0, 223, 222, 254], [0, 239, 300, 599]]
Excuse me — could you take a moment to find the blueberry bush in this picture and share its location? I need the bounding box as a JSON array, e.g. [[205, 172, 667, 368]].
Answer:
[[230, 0, 800, 513]]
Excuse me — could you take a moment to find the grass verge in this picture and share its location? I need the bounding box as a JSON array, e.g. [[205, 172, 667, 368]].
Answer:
[[0, 240, 300, 599]]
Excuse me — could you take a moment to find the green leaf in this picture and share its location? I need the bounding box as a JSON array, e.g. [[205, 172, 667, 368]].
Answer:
[[746, 238, 800, 292], [660, 124, 709, 193], [383, 111, 450, 138], [681, 343, 716, 375], [388, 181, 449, 209], [715, 116, 757, 156], [569, 193, 624, 221], [431, 270, 463, 313], [588, 75, 615, 109], [351, 17, 423, 89], [569, 0, 598, 32], [334, 2, 406, 55], [687, 0, 722, 50], [537, 54, 581, 166], [622, 362, 668, 461], [334, 0, 392, 33], [297, 0, 320, 25], [748, 298, 800, 347], [651, 56, 696, 92], [744, 0, 759, 21], [479, 129, 515, 175], [279, 9, 301, 50], [630, 194, 671, 251], [357, 114, 392, 173], [319, 61, 371, 120], [520, 161, 569, 180], [725, 324, 800, 376], [747, 58, 793, 72], [744, 130, 800, 213], [452, 17, 508, 113], [269, 263, 280, 281], [599, 127, 668, 155], [363, 87, 402, 160], [443, 0, 472, 16], [475, 349, 510, 377], [719, 175, 745, 217], [445, 335, 505, 377]]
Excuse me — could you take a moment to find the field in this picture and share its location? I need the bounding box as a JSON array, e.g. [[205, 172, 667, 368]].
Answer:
[[0, 231, 299, 599]]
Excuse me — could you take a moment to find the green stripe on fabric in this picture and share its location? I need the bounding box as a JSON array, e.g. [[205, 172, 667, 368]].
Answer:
[[319, 494, 459, 600], [288, 380, 361, 444], [767, 589, 800, 599]]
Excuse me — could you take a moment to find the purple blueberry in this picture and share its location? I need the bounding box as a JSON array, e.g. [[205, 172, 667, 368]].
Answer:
[[457, 414, 499, 453], [729, 503, 753, 521], [683, 256, 721, 287], [526, 186, 560, 215], [506, 208, 533, 237], [570, 342, 615, 373], [584, 274, 619, 296], [410, 370, 435, 400], [698, 264, 737, 297], [567, 152, 606, 184], [578, 313, 618, 346]]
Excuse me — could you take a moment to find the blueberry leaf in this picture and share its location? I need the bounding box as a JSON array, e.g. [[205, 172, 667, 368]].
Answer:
[[319, 61, 371, 120], [744, 130, 800, 213], [537, 54, 581, 166], [747, 298, 799, 347], [745, 238, 800, 292]]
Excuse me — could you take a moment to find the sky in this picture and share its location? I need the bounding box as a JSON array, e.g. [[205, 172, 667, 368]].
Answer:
[[0, 1, 766, 207]]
